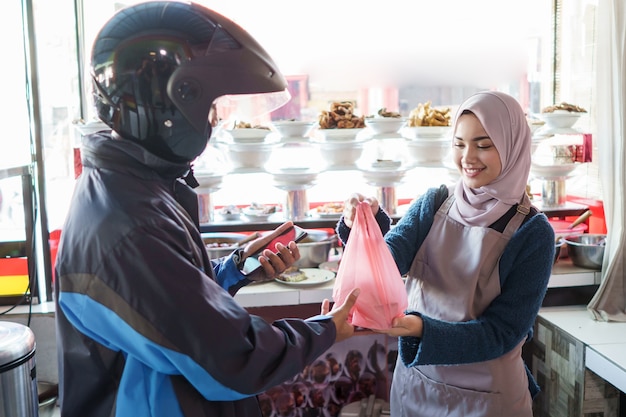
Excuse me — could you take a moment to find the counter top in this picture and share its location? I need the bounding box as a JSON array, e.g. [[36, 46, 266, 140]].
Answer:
[[586, 344, 626, 393], [234, 258, 597, 308], [538, 305, 626, 394], [2, 259, 599, 314]]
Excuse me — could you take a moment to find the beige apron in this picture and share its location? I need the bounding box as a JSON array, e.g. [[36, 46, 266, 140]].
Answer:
[[390, 195, 532, 417]]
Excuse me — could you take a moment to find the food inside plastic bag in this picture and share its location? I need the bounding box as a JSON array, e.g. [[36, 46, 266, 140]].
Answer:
[[333, 202, 408, 330]]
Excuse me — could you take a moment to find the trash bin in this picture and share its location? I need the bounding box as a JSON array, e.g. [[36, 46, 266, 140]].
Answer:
[[0, 321, 38, 417]]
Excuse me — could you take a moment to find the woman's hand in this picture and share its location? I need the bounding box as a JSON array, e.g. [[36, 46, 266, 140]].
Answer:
[[374, 314, 424, 338], [342, 193, 379, 228], [320, 288, 360, 342], [242, 222, 301, 282]]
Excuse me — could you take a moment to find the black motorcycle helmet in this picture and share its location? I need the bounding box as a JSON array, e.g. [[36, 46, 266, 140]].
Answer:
[[91, 1, 289, 163]]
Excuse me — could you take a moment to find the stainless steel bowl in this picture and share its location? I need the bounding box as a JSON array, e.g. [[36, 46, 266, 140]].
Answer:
[[202, 232, 248, 259], [295, 230, 337, 268], [563, 234, 606, 270], [554, 239, 565, 264]]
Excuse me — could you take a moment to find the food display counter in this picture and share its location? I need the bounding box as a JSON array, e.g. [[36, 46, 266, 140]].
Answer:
[[234, 258, 599, 308]]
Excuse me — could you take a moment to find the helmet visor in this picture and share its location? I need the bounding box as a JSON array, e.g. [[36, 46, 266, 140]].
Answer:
[[213, 89, 291, 126]]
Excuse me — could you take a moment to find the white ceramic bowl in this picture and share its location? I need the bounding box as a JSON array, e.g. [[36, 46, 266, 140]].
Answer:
[[402, 126, 453, 140], [538, 111, 582, 129], [227, 128, 271, 143], [314, 138, 366, 168], [364, 117, 407, 135], [226, 142, 278, 170], [405, 138, 451, 164], [272, 120, 316, 138], [315, 128, 365, 141]]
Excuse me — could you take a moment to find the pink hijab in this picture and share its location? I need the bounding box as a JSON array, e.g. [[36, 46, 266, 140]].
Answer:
[[449, 91, 532, 227]]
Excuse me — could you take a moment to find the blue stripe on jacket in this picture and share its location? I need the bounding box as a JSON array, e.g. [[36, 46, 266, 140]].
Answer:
[[59, 292, 253, 416]]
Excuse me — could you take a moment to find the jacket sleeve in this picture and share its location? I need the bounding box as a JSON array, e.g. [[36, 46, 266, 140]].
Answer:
[[58, 225, 336, 401], [398, 214, 555, 367]]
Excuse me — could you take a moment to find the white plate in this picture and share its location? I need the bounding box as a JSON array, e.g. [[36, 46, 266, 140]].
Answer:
[[274, 268, 336, 286], [219, 212, 241, 221], [242, 207, 278, 221], [310, 211, 342, 219]]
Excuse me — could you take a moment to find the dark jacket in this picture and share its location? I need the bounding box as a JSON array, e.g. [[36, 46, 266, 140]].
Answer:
[[55, 132, 335, 417]]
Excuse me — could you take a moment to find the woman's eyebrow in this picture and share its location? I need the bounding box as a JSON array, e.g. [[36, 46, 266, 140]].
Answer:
[[454, 135, 491, 141]]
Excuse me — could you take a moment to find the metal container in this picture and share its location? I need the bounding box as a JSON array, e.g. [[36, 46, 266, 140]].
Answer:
[[295, 231, 337, 268], [554, 239, 565, 264], [563, 234, 607, 270], [37, 381, 58, 417], [202, 232, 248, 259], [0, 321, 38, 417]]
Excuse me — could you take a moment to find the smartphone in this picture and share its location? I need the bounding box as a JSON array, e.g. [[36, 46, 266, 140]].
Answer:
[[241, 225, 308, 275]]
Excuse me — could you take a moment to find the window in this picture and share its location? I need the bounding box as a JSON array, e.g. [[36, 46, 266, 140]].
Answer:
[[0, 0, 601, 302]]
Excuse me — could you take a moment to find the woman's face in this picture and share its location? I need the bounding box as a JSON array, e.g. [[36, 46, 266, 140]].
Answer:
[[453, 113, 502, 189]]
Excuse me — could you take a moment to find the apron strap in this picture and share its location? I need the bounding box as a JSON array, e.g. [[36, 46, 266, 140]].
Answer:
[[438, 195, 456, 214], [501, 193, 532, 238]]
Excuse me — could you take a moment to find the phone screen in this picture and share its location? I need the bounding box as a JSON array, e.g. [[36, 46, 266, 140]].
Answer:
[[241, 226, 308, 275]]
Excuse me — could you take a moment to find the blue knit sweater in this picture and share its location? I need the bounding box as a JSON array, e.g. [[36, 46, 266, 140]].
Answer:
[[337, 185, 555, 396]]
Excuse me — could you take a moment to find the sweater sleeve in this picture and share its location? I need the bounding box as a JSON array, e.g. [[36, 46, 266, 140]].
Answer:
[[399, 213, 555, 367], [336, 205, 393, 243]]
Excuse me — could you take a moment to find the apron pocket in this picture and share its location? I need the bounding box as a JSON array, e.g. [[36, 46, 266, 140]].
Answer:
[[398, 366, 502, 417]]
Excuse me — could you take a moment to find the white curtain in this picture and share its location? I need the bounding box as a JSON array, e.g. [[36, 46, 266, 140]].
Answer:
[[587, 0, 626, 321]]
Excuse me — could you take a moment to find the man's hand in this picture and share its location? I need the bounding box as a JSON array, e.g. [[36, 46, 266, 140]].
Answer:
[[242, 222, 301, 282], [320, 288, 360, 343]]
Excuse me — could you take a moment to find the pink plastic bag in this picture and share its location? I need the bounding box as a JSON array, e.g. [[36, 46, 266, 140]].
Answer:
[[333, 202, 408, 330]]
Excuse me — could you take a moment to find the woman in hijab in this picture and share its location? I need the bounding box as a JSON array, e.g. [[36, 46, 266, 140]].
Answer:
[[337, 91, 555, 416]]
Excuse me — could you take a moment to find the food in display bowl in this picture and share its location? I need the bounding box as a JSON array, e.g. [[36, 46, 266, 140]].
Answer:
[[317, 101, 366, 130], [364, 117, 407, 135], [218, 204, 242, 220], [538, 111, 582, 129], [539, 102, 587, 129], [312, 202, 344, 218], [242, 203, 279, 221], [364, 108, 407, 134], [227, 127, 271, 143], [407, 101, 452, 128], [563, 234, 606, 270]]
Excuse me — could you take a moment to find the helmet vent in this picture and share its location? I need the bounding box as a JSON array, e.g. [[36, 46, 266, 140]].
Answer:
[[176, 79, 201, 102]]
